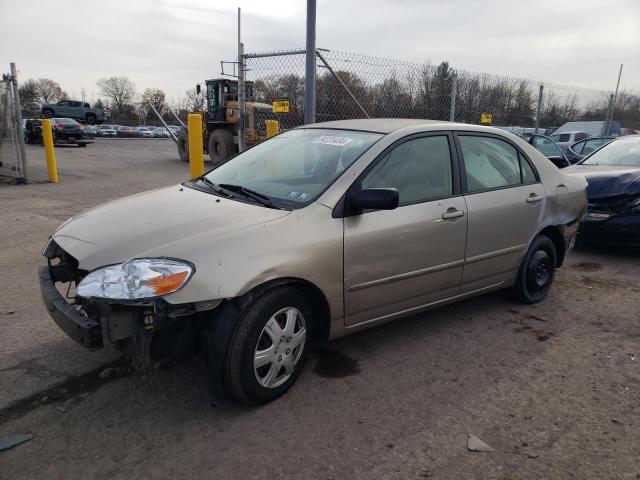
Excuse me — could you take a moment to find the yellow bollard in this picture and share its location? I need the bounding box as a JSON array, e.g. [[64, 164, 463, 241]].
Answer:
[[41, 119, 58, 183], [265, 120, 280, 139], [187, 114, 204, 179]]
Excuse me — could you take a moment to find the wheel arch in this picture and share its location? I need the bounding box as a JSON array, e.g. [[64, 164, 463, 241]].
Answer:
[[538, 225, 566, 267], [237, 277, 332, 343]]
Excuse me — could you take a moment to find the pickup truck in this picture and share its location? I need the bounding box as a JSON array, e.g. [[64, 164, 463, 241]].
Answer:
[[41, 100, 110, 125]]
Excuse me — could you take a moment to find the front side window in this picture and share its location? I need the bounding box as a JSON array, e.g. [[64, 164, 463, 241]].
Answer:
[[360, 135, 453, 206], [460, 136, 537, 192], [198, 129, 382, 209], [582, 138, 610, 155]]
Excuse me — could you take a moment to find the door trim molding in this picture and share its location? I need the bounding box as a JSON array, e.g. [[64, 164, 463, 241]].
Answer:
[[347, 259, 465, 292], [464, 244, 527, 265]]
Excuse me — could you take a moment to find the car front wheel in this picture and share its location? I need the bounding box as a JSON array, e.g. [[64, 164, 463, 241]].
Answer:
[[514, 234, 557, 304], [224, 287, 311, 405]]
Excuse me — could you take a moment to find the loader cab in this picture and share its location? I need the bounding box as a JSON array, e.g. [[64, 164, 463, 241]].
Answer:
[[201, 79, 255, 123]]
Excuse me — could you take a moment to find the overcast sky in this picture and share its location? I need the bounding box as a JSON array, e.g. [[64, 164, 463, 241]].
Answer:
[[1, 0, 638, 103]]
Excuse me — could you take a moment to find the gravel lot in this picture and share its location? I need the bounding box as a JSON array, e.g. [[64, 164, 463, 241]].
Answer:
[[1, 139, 638, 479]]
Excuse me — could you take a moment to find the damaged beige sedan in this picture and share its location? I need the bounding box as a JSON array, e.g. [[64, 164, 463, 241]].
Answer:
[[40, 119, 587, 404]]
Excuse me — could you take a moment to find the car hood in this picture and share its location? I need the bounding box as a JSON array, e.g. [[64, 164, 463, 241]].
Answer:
[[52, 185, 289, 270], [564, 164, 640, 200]]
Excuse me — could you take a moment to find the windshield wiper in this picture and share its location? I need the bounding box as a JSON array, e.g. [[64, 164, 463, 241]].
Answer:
[[218, 183, 280, 209], [196, 177, 232, 197]]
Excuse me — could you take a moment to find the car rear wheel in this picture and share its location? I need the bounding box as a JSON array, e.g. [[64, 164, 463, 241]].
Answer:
[[514, 234, 557, 304], [43, 108, 53, 118], [85, 113, 96, 124], [177, 127, 189, 162], [224, 287, 312, 405], [208, 129, 235, 165]]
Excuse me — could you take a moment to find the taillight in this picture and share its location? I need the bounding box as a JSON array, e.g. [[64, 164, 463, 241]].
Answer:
[[56, 124, 64, 130]]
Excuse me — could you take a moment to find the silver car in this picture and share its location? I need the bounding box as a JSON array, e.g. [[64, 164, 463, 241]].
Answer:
[[40, 119, 587, 404]]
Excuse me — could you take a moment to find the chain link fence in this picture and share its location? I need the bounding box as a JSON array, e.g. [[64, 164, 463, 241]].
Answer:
[[1, 64, 27, 183], [244, 48, 617, 139]]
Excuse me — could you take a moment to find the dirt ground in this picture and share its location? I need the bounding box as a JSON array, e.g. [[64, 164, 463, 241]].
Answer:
[[0, 139, 638, 479]]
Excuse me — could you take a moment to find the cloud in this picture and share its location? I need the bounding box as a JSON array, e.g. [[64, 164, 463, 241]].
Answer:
[[0, 0, 638, 103]]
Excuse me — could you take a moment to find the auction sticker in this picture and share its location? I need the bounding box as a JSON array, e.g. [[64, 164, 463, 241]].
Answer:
[[313, 135, 353, 147]]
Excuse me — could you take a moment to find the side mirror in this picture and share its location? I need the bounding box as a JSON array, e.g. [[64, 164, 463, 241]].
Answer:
[[349, 188, 399, 212], [196, 84, 201, 94]]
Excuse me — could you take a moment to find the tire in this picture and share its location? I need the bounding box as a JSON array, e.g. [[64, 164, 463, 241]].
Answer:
[[224, 287, 312, 405], [208, 129, 236, 165], [514, 234, 557, 304], [85, 113, 96, 124], [43, 108, 54, 118], [177, 127, 189, 162]]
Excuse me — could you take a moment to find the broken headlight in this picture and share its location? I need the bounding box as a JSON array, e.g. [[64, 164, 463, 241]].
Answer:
[[76, 258, 193, 300]]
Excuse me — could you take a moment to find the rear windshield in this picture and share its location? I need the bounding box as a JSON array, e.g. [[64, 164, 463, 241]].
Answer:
[[56, 118, 78, 125]]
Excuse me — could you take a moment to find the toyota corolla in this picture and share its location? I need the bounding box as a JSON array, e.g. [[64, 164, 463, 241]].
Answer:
[[40, 119, 587, 404]]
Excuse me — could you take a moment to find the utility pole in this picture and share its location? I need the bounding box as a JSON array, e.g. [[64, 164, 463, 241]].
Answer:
[[534, 84, 544, 135], [606, 64, 623, 135], [304, 0, 316, 124], [449, 74, 457, 122], [237, 7, 245, 152]]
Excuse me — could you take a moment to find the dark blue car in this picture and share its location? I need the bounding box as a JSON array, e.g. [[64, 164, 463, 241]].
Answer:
[[565, 136, 615, 164], [565, 135, 640, 246]]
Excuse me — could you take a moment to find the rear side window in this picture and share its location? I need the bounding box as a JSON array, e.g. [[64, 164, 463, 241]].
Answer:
[[459, 136, 536, 192]]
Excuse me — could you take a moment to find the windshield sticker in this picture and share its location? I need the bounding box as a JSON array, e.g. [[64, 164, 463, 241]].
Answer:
[[287, 191, 309, 200], [313, 135, 353, 147]]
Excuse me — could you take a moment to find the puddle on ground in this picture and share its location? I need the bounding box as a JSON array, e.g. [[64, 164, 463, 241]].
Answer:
[[571, 262, 603, 272], [312, 347, 361, 378]]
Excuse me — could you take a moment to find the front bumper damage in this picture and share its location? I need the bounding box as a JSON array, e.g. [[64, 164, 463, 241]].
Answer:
[[39, 240, 220, 370]]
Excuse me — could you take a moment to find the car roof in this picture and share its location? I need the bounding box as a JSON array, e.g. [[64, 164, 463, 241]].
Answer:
[[301, 118, 509, 135]]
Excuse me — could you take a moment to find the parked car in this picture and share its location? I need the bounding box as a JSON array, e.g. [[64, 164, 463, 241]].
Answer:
[[41, 100, 109, 125], [117, 126, 138, 138], [50, 117, 91, 146], [83, 124, 99, 138], [565, 136, 615, 164], [549, 131, 588, 152], [520, 134, 570, 168], [97, 125, 117, 137], [23, 118, 43, 144], [137, 127, 154, 138], [39, 120, 587, 405], [565, 135, 640, 246]]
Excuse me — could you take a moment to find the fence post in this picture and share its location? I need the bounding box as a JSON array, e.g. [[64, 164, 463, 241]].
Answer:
[[449, 75, 457, 122], [187, 114, 204, 178], [237, 7, 245, 153], [304, 0, 317, 124], [602, 94, 614, 136], [9, 63, 27, 182], [41, 119, 58, 183], [534, 84, 544, 134]]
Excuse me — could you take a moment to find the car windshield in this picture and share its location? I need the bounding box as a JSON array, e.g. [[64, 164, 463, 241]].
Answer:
[[196, 128, 382, 209], [581, 138, 640, 166]]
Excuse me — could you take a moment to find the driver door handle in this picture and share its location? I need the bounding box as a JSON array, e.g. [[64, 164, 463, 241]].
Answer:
[[442, 209, 465, 219], [526, 194, 544, 203]]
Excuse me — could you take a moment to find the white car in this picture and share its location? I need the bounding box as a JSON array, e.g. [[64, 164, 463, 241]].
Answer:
[[550, 131, 588, 152]]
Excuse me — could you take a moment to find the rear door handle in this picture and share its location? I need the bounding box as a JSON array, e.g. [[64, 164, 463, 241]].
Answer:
[[442, 209, 465, 219], [526, 194, 544, 203]]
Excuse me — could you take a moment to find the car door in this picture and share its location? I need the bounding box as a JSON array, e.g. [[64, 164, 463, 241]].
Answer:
[[55, 100, 69, 116], [343, 133, 467, 326], [455, 133, 544, 294]]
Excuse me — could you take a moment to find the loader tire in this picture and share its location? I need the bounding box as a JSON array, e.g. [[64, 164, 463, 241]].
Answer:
[[177, 127, 189, 163], [208, 129, 236, 166]]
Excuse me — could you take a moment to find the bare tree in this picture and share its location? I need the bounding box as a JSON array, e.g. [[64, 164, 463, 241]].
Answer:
[[96, 76, 136, 114], [184, 88, 206, 113], [36, 78, 65, 103], [141, 88, 166, 117]]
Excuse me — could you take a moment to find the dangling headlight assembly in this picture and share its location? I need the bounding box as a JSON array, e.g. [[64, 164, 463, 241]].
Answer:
[[76, 258, 194, 300]]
